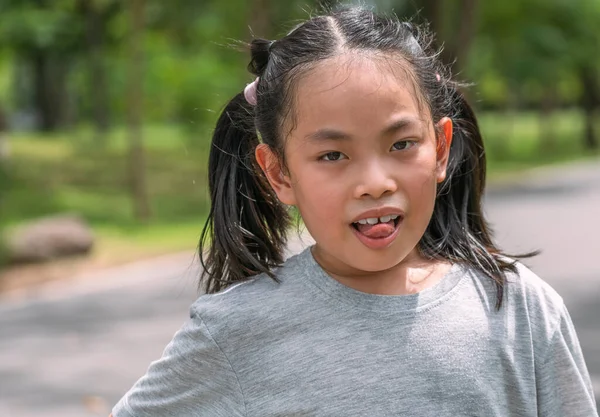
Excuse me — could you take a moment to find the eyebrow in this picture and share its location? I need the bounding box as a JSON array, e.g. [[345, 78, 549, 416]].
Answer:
[[304, 117, 421, 142]]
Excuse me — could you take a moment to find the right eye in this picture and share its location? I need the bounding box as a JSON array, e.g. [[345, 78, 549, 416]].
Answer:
[[319, 151, 347, 161]]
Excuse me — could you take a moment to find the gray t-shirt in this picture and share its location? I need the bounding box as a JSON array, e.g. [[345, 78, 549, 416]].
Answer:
[[112, 247, 598, 416]]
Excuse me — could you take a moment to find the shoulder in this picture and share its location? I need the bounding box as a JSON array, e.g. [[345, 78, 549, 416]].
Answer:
[[497, 258, 568, 351], [191, 250, 310, 339], [463, 258, 569, 356], [503, 259, 565, 322], [462, 257, 564, 315], [462, 258, 567, 345]]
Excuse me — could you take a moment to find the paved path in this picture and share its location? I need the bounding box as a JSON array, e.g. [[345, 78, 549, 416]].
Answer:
[[1, 161, 598, 416]]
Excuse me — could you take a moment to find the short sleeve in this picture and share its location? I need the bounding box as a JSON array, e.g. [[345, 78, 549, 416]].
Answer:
[[535, 303, 598, 417], [112, 306, 246, 417]]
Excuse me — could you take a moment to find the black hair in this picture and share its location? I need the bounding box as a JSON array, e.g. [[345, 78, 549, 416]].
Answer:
[[199, 6, 533, 309]]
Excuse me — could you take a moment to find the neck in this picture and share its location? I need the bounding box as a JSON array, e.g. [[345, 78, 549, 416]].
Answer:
[[311, 246, 451, 296]]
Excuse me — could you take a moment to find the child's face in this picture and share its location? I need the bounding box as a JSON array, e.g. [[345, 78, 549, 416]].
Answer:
[[257, 54, 452, 275]]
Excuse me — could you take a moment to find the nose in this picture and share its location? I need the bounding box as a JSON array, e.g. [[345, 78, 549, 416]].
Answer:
[[353, 161, 397, 200]]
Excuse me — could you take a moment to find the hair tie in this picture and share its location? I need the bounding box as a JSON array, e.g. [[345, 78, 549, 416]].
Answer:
[[244, 77, 259, 106], [435, 73, 441, 82]]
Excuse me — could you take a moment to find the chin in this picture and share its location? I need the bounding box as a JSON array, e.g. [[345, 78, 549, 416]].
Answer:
[[343, 250, 408, 273]]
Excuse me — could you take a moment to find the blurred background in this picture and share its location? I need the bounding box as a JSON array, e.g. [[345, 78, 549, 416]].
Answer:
[[0, 0, 598, 416], [0, 0, 598, 271]]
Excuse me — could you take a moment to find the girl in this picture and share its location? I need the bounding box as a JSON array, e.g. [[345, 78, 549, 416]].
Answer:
[[112, 7, 597, 417]]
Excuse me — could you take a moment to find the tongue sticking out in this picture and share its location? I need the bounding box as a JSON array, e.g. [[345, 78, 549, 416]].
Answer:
[[355, 220, 396, 238]]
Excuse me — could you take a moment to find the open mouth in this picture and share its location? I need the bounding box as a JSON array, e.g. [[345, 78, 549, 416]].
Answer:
[[350, 215, 402, 249], [351, 215, 402, 238]]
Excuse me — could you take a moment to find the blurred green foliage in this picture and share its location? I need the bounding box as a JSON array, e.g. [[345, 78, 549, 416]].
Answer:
[[0, 0, 598, 258], [0, 0, 596, 127], [5, 125, 210, 225]]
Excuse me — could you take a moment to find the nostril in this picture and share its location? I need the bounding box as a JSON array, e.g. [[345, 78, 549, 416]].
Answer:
[[355, 178, 397, 199]]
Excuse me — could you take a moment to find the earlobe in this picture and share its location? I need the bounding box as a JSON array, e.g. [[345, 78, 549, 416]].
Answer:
[[435, 117, 453, 183], [255, 144, 297, 206]]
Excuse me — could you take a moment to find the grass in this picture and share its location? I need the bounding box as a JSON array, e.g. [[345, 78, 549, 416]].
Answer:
[[91, 220, 205, 264], [3, 124, 212, 262], [479, 109, 599, 173], [2, 109, 598, 266]]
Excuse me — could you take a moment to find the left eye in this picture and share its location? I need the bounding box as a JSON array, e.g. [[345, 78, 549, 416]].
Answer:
[[391, 141, 416, 151]]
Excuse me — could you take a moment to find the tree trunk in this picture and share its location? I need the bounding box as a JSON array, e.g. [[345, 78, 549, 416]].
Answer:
[[32, 51, 67, 131], [84, 1, 110, 138], [250, 0, 271, 38], [420, 0, 478, 74], [579, 65, 599, 151], [419, 0, 444, 41], [127, 0, 151, 221], [539, 86, 557, 152], [0, 105, 8, 162], [454, 0, 478, 74], [582, 107, 597, 151]]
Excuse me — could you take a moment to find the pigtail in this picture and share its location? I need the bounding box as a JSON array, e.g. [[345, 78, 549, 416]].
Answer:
[[198, 92, 291, 294], [437, 84, 490, 245], [421, 84, 534, 309]]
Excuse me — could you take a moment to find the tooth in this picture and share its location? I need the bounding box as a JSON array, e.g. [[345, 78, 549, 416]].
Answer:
[[357, 219, 368, 225], [366, 217, 379, 225], [379, 215, 391, 223], [390, 214, 399, 220]]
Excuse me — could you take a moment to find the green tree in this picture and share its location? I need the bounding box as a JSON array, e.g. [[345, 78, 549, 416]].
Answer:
[[0, 0, 123, 134], [0, 0, 83, 131], [474, 0, 600, 150], [76, 0, 122, 137], [128, 0, 151, 221]]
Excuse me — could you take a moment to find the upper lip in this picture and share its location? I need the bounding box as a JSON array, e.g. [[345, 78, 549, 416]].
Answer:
[[351, 207, 405, 223]]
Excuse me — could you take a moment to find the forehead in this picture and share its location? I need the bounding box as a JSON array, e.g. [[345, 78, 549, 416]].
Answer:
[[290, 53, 428, 133]]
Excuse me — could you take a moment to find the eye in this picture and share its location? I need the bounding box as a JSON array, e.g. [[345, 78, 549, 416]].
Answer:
[[319, 151, 347, 161], [391, 140, 417, 151]]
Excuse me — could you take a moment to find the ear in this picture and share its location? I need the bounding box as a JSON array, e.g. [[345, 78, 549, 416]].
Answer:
[[434, 117, 453, 183], [255, 144, 297, 206]]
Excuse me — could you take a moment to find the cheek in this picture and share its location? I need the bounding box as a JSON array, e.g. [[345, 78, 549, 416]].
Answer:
[[287, 165, 346, 231], [403, 151, 439, 209], [293, 179, 343, 222]]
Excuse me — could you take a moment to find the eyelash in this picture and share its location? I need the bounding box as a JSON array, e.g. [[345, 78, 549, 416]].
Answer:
[[391, 140, 417, 151], [318, 140, 417, 161]]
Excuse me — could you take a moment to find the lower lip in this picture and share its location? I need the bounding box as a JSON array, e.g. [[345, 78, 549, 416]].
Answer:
[[350, 219, 402, 250]]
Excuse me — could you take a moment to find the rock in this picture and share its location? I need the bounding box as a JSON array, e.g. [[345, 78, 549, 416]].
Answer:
[[4, 214, 94, 264]]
